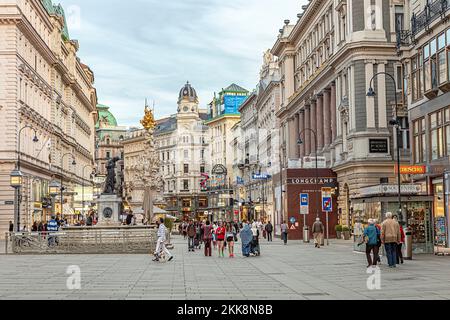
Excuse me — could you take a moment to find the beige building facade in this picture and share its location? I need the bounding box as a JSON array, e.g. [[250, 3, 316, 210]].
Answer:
[[272, 0, 410, 228], [0, 0, 98, 236]]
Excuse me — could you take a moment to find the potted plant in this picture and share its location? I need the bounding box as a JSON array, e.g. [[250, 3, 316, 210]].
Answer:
[[335, 225, 343, 239], [342, 226, 351, 240]]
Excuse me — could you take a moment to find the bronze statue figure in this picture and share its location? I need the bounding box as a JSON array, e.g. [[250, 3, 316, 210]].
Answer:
[[104, 157, 120, 194]]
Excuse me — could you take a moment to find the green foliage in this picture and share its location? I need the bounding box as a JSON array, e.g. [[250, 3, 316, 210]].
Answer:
[[342, 226, 351, 232], [335, 225, 343, 232]]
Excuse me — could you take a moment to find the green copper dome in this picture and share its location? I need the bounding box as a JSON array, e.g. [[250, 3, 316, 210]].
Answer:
[[96, 104, 118, 129], [40, 0, 70, 40]]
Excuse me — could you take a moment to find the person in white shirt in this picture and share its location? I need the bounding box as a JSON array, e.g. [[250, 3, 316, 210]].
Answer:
[[153, 218, 173, 262]]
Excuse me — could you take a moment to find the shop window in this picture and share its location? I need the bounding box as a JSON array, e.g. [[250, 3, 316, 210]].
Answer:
[[182, 199, 191, 207], [198, 198, 208, 208], [413, 118, 425, 163]]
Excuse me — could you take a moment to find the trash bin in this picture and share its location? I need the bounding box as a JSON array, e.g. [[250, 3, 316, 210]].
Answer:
[[303, 227, 310, 243], [404, 227, 413, 260]]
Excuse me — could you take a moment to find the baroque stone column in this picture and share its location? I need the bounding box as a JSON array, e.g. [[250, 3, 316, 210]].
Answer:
[[316, 94, 324, 150], [323, 89, 332, 147], [288, 116, 297, 159], [299, 111, 305, 158], [310, 99, 317, 156], [331, 82, 337, 142], [304, 107, 311, 156], [294, 113, 300, 158]]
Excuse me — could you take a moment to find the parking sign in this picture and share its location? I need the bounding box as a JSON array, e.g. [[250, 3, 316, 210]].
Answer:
[[300, 193, 309, 215]]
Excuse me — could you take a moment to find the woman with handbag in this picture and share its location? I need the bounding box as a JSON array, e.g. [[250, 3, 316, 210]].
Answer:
[[363, 219, 381, 268]]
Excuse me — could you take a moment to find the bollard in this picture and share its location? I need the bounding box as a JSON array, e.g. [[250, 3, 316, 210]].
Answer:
[[303, 227, 310, 243], [404, 227, 413, 260]]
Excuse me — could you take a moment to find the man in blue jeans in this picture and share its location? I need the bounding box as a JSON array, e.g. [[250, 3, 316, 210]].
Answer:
[[381, 212, 401, 268]]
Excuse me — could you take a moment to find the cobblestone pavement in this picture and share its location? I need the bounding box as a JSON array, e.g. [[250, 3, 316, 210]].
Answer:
[[0, 236, 449, 300]]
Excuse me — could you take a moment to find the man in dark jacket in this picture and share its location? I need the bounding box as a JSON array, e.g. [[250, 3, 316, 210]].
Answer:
[[265, 221, 273, 242], [187, 220, 196, 252], [126, 212, 134, 226], [9, 221, 14, 232], [312, 218, 325, 248]]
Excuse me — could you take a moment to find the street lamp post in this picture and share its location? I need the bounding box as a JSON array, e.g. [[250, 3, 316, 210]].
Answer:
[[49, 180, 60, 218], [10, 125, 39, 232], [367, 72, 404, 225], [60, 153, 77, 221], [82, 165, 94, 219], [298, 128, 321, 243]]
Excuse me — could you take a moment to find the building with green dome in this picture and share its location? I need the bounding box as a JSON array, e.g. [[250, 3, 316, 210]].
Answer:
[[95, 104, 127, 177]]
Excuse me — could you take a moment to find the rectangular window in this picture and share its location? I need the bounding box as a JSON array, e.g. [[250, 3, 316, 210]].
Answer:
[[200, 166, 205, 174], [431, 39, 437, 56], [438, 51, 447, 84], [424, 44, 430, 60], [396, 65, 403, 91], [424, 59, 431, 92], [413, 118, 426, 164], [183, 180, 189, 191], [438, 33, 446, 50], [184, 150, 188, 159], [431, 55, 438, 89], [184, 164, 189, 174]]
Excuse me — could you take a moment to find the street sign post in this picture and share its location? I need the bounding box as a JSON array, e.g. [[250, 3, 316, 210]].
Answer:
[[300, 193, 309, 230], [322, 188, 333, 246]]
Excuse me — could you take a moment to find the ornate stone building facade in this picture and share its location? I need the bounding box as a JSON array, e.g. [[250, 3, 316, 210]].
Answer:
[[155, 82, 210, 221], [0, 0, 98, 236], [272, 0, 410, 232], [397, 0, 450, 251]]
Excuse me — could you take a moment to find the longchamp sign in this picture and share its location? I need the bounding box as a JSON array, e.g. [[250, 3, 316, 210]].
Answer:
[[287, 177, 337, 185]]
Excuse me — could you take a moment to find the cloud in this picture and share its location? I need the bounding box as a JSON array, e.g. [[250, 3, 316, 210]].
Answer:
[[58, 0, 306, 126]]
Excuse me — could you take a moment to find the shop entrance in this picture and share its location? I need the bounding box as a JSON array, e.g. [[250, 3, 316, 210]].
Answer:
[[352, 198, 434, 254]]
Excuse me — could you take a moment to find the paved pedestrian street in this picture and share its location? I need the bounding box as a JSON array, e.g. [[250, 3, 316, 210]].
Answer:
[[0, 236, 449, 300]]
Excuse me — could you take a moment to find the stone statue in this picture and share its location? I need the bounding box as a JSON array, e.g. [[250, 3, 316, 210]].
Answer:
[[263, 49, 273, 66], [103, 157, 120, 194]]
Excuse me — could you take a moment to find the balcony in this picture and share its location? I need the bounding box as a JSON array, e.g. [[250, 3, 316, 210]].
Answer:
[[411, 0, 449, 37]]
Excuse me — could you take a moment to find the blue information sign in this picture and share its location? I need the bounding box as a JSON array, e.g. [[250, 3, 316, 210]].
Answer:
[[322, 197, 332, 212]]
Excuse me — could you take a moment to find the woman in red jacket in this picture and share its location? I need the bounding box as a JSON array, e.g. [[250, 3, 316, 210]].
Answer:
[[216, 222, 226, 258], [395, 216, 405, 264]]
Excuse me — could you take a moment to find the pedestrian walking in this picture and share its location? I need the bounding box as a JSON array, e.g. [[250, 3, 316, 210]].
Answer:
[[182, 221, 188, 240], [47, 215, 59, 247], [153, 218, 173, 262], [31, 222, 38, 232], [226, 222, 235, 258], [240, 221, 253, 257], [212, 222, 218, 249], [216, 222, 226, 258], [202, 220, 213, 257], [265, 221, 273, 242], [187, 220, 196, 252], [312, 218, 325, 248], [9, 221, 14, 232], [363, 219, 381, 268], [126, 212, 133, 226], [394, 216, 405, 265], [281, 221, 289, 245], [251, 222, 260, 256], [381, 212, 401, 268]]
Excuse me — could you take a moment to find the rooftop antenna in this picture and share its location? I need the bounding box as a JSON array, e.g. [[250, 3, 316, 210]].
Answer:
[[145, 98, 148, 108]]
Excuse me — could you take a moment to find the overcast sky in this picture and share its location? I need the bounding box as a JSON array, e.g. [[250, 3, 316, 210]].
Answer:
[[58, 0, 306, 127]]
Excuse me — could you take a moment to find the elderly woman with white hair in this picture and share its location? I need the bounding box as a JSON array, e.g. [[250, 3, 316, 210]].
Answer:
[[363, 219, 381, 268], [381, 212, 402, 268]]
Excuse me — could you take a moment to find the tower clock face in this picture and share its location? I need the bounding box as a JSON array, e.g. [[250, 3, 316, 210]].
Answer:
[[183, 106, 189, 112]]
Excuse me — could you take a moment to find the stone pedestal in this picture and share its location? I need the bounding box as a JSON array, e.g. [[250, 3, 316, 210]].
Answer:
[[96, 194, 122, 226]]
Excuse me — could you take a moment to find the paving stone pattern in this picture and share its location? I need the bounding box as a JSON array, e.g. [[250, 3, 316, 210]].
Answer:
[[0, 237, 449, 300]]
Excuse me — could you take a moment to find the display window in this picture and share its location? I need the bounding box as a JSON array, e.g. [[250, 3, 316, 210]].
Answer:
[[434, 183, 448, 247]]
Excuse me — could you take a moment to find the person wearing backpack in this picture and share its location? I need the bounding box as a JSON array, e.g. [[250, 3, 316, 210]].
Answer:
[[265, 221, 273, 242], [202, 221, 213, 257], [187, 220, 196, 252]]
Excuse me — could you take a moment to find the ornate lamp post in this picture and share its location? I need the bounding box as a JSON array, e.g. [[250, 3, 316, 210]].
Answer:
[[60, 153, 76, 221], [11, 125, 39, 232], [49, 179, 60, 218], [367, 72, 404, 224], [10, 170, 23, 232], [82, 165, 95, 219]]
